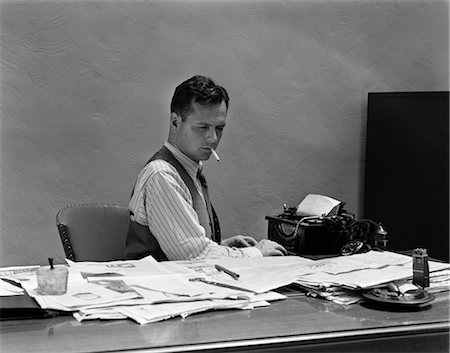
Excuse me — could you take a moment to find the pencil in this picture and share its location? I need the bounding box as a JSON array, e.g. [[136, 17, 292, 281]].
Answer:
[[215, 264, 239, 280], [189, 277, 255, 293]]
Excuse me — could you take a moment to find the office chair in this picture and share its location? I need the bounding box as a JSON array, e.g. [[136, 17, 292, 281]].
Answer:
[[56, 203, 130, 262]]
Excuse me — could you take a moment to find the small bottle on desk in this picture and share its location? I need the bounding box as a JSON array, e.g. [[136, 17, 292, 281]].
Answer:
[[412, 248, 430, 288]]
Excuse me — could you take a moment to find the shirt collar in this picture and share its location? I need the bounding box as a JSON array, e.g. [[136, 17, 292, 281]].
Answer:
[[164, 141, 202, 179]]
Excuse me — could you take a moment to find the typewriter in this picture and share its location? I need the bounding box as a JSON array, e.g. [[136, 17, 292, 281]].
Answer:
[[266, 194, 389, 256]]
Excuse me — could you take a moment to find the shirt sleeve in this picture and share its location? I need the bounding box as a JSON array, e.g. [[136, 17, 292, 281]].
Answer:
[[137, 163, 262, 260]]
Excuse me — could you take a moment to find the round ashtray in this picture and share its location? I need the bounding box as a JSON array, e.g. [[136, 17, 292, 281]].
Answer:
[[362, 285, 435, 307]]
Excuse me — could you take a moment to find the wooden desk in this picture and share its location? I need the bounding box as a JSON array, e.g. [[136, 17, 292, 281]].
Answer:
[[1, 290, 449, 353]]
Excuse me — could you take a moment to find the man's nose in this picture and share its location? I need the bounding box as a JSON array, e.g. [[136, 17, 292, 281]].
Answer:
[[206, 127, 218, 143]]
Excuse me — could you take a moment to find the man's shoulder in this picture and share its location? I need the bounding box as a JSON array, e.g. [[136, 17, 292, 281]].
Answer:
[[140, 159, 179, 178]]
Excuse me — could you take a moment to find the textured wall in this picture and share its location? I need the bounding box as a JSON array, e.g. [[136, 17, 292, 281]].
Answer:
[[1, 0, 448, 266]]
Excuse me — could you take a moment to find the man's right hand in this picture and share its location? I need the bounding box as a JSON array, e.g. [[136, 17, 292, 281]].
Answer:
[[254, 239, 287, 256]]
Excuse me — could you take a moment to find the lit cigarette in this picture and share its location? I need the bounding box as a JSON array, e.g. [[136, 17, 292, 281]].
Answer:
[[211, 148, 221, 162]]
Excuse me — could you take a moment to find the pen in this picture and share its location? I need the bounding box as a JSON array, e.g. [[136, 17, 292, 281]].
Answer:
[[189, 277, 255, 293], [215, 264, 240, 280], [211, 148, 221, 163]]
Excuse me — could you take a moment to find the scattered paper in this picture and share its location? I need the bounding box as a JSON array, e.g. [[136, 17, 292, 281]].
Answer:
[[427, 269, 450, 293], [296, 251, 450, 289], [122, 274, 210, 297], [66, 255, 191, 278], [116, 299, 255, 325], [0, 279, 24, 296], [2, 250, 448, 322], [0, 265, 39, 284], [24, 280, 141, 311]]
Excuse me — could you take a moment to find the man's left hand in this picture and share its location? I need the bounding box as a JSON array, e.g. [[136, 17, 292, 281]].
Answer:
[[221, 235, 258, 248]]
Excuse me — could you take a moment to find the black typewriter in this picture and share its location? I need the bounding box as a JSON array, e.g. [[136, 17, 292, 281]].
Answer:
[[266, 203, 389, 256]]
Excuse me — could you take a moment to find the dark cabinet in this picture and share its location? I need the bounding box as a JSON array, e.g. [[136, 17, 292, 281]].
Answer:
[[364, 92, 449, 262]]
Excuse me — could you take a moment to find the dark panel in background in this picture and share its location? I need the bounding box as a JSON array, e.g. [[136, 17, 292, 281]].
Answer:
[[364, 92, 449, 262]]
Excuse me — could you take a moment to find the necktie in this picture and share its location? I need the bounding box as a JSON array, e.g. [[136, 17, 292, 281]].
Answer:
[[197, 169, 220, 243]]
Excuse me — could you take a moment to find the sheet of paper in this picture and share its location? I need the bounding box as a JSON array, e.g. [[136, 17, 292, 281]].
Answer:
[[74, 307, 127, 321], [0, 265, 39, 284], [0, 279, 24, 296], [210, 268, 300, 294], [176, 256, 314, 294], [207, 255, 314, 270], [23, 277, 141, 310], [122, 274, 210, 297], [296, 194, 341, 216], [115, 299, 255, 325], [297, 283, 363, 305], [308, 250, 412, 275], [73, 291, 284, 322], [66, 255, 193, 278], [428, 269, 450, 293], [13, 249, 448, 324], [297, 254, 450, 289]]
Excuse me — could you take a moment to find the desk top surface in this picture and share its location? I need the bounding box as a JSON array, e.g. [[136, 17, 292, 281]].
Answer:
[[1, 290, 449, 353]]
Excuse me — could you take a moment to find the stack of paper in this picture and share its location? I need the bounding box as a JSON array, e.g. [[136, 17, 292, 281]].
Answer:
[[0, 280, 24, 296], [3, 251, 449, 322], [428, 269, 450, 293], [0, 265, 40, 296], [293, 251, 450, 304], [14, 256, 286, 324], [298, 284, 363, 305]]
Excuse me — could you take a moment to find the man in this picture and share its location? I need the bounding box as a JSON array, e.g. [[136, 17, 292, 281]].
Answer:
[[125, 75, 286, 260]]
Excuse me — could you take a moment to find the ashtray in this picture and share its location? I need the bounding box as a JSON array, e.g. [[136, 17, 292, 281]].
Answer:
[[362, 282, 434, 308]]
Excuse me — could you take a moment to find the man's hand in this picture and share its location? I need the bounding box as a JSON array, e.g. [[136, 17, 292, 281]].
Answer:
[[254, 239, 287, 256], [221, 235, 258, 248]]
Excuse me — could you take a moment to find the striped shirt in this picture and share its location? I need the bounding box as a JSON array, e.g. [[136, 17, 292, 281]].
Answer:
[[129, 141, 262, 260]]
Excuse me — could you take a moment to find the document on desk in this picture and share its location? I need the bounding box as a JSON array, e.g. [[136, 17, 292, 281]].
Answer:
[[72, 290, 285, 323], [428, 269, 450, 293], [66, 255, 192, 278], [176, 256, 315, 294], [122, 274, 210, 297], [112, 291, 285, 325], [0, 265, 39, 285], [16, 250, 449, 323], [296, 251, 450, 289], [18, 255, 287, 323], [0, 279, 24, 296], [115, 299, 254, 325], [305, 250, 412, 275], [23, 278, 142, 311]]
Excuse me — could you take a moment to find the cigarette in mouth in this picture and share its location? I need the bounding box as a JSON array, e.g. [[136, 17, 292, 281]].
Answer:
[[211, 148, 221, 163]]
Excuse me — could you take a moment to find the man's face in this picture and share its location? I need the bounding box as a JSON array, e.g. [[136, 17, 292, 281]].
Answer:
[[172, 101, 227, 162]]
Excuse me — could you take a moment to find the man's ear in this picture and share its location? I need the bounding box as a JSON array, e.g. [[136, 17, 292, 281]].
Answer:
[[170, 112, 181, 129]]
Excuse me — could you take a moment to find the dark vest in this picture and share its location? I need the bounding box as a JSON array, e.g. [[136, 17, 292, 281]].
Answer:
[[124, 146, 221, 260]]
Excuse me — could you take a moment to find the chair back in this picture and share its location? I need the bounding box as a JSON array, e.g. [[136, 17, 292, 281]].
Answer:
[[56, 203, 129, 262]]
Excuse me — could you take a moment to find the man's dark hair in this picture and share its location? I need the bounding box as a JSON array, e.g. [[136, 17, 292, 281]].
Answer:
[[170, 75, 229, 120]]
